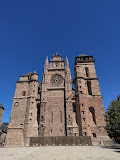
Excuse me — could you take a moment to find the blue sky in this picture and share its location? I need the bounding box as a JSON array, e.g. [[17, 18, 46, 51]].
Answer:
[[0, 0, 120, 123]]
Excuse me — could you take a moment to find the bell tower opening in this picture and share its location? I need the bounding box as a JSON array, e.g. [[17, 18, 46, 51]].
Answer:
[[87, 81, 92, 95], [85, 67, 89, 77], [89, 107, 96, 125]]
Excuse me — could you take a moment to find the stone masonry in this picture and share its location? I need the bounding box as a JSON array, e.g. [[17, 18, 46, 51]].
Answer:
[[0, 103, 4, 126], [5, 53, 110, 147]]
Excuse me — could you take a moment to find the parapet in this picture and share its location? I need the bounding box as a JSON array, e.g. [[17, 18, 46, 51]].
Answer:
[[19, 71, 38, 82]]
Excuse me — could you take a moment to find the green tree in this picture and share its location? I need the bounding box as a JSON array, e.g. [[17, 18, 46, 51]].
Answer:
[[106, 97, 120, 140]]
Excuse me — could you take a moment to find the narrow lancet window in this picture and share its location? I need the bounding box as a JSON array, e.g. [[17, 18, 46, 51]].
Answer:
[[51, 111, 53, 123], [37, 104, 40, 126], [60, 111, 62, 123], [89, 107, 96, 125], [87, 81, 92, 95], [85, 67, 89, 77]]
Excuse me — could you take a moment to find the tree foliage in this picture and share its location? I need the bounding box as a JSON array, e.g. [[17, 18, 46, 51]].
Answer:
[[106, 98, 120, 139]]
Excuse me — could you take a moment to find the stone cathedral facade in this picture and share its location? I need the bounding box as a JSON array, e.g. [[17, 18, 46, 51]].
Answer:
[[5, 54, 110, 147]]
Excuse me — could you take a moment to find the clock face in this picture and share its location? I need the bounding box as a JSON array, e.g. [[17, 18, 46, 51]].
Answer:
[[50, 74, 64, 87]]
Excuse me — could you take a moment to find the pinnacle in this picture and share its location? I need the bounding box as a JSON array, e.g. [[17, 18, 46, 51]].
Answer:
[[45, 56, 49, 67], [52, 52, 61, 57], [65, 56, 69, 66]]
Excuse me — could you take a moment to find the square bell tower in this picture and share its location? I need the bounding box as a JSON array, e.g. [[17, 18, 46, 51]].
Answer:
[[74, 54, 108, 139]]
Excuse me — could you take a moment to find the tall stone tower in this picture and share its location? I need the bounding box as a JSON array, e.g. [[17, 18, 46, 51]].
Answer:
[[6, 71, 40, 147], [39, 53, 78, 137], [0, 103, 4, 126], [74, 54, 109, 142]]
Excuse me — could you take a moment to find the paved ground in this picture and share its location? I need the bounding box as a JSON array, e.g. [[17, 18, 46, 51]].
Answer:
[[0, 146, 120, 160]]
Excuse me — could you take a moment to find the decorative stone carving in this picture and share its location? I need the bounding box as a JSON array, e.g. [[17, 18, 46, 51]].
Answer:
[[67, 127, 73, 136], [50, 74, 64, 87]]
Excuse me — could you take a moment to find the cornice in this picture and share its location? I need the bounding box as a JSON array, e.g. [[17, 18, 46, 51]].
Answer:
[[13, 96, 38, 99], [47, 87, 65, 90], [16, 79, 40, 83], [48, 68, 65, 71], [73, 77, 98, 83]]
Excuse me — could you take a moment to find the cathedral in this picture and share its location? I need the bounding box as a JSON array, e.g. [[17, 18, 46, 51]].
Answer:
[[5, 53, 110, 146]]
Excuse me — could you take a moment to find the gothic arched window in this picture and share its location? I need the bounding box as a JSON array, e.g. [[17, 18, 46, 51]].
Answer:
[[89, 107, 96, 125], [37, 103, 40, 126], [85, 67, 89, 77], [87, 81, 92, 95]]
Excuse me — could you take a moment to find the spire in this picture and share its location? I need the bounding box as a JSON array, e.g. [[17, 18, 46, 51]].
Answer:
[[65, 57, 71, 78], [65, 56, 69, 66], [65, 56, 72, 95], [44, 56, 49, 74], [65, 56, 70, 72], [45, 56, 49, 67], [34, 70, 37, 74]]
